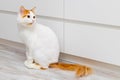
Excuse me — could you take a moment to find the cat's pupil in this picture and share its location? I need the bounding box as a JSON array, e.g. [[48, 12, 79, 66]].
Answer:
[[33, 16, 35, 19], [27, 15, 30, 18]]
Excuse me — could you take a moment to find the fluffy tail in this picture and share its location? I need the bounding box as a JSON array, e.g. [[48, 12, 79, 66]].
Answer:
[[49, 62, 92, 77]]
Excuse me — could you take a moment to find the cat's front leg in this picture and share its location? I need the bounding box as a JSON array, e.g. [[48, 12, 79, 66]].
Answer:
[[24, 52, 41, 69], [24, 59, 41, 70], [24, 59, 33, 68]]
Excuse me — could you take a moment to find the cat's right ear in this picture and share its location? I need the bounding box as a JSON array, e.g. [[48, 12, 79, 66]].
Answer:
[[20, 6, 25, 15]]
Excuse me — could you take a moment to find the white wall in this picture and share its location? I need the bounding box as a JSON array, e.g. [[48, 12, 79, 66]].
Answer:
[[0, 0, 120, 66], [64, 22, 120, 66], [0, 0, 64, 52], [65, 0, 120, 26]]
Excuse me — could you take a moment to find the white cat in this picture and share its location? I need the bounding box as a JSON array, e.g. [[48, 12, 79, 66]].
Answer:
[[17, 6, 59, 69], [17, 6, 92, 77]]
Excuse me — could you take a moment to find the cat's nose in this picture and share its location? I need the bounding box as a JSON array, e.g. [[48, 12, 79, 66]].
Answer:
[[32, 20, 34, 23]]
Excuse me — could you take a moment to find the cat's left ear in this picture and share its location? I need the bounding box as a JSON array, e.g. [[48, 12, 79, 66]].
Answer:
[[31, 7, 36, 13], [20, 6, 25, 15]]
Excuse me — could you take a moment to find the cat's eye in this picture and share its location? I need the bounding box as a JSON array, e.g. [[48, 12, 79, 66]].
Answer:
[[33, 16, 35, 19], [27, 15, 30, 18]]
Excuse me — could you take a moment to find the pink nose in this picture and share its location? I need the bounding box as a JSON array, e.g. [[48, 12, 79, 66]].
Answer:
[[32, 20, 34, 23]]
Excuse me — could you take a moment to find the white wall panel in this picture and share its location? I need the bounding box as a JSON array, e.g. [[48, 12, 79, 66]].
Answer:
[[64, 22, 120, 66], [0, 0, 36, 12], [0, 13, 21, 42], [0, 0, 63, 18], [36, 0, 63, 18], [65, 0, 120, 26]]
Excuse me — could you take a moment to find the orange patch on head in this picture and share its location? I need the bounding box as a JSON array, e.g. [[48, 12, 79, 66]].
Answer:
[[31, 7, 36, 14], [22, 10, 30, 18], [20, 6, 30, 18]]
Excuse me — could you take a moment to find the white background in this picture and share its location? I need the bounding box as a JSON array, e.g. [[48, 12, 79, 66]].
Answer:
[[0, 0, 120, 66]]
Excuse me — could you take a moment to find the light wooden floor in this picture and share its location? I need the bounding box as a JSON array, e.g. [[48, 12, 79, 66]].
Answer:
[[0, 43, 120, 80]]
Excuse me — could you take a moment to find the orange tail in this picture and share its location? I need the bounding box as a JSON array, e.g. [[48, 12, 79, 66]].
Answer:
[[49, 62, 92, 77]]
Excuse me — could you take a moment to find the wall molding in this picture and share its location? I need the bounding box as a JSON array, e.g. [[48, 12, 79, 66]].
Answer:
[[0, 10, 120, 30]]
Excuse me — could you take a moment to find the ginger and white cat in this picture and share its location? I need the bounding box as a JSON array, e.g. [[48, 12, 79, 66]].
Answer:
[[17, 6, 59, 69], [17, 6, 92, 77]]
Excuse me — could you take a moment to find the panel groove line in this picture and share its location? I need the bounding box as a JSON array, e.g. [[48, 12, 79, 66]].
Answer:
[[0, 10, 120, 30]]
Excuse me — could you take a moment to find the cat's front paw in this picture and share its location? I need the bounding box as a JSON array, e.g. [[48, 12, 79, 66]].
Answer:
[[24, 60, 33, 69], [24, 60, 41, 69]]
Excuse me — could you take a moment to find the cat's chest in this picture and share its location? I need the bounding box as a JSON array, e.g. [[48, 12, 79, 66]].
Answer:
[[20, 28, 51, 44], [19, 25, 58, 48], [20, 29, 37, 42]]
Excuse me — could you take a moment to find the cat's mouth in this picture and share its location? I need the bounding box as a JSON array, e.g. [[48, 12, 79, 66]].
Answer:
[[27, 23, 33, 25], [27, 21, 35, 26], [27, 22, 35, 26]]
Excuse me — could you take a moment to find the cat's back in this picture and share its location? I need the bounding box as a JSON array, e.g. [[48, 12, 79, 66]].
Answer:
[[35, 23, 58, 41], [35, 23, 53, 34]]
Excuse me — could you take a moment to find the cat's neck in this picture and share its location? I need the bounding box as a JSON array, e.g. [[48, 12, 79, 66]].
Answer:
[[18, 22, 37, 31]]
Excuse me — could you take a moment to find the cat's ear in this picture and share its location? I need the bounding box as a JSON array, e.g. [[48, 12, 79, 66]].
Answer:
[[20, 6, 25, 15], [31, 7, 36, 13]]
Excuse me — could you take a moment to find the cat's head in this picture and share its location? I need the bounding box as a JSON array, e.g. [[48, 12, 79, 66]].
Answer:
[[17, 6, 36, 26]]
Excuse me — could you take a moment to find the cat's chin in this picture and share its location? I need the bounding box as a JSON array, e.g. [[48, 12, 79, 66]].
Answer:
[[27, 23, 33, 26], [21, 22, 36, 27], [19, 23, 34, 28]]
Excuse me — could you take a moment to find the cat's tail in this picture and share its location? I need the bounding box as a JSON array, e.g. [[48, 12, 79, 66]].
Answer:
[[49, 62, 92, 77]]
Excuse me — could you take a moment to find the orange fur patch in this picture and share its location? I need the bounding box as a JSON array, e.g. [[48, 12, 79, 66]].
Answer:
[[49, 62, 92, 77], [22, 10, 30, 18], [33, 60, 47, 70], [40, 67, 47, 70]]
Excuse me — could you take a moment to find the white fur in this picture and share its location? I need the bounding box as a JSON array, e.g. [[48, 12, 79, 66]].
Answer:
[[17, 11, 59, 69]]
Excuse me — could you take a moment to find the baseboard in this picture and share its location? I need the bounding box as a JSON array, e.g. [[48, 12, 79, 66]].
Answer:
[[0, 38, 25, 50], [60, 53, 120, 77]]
